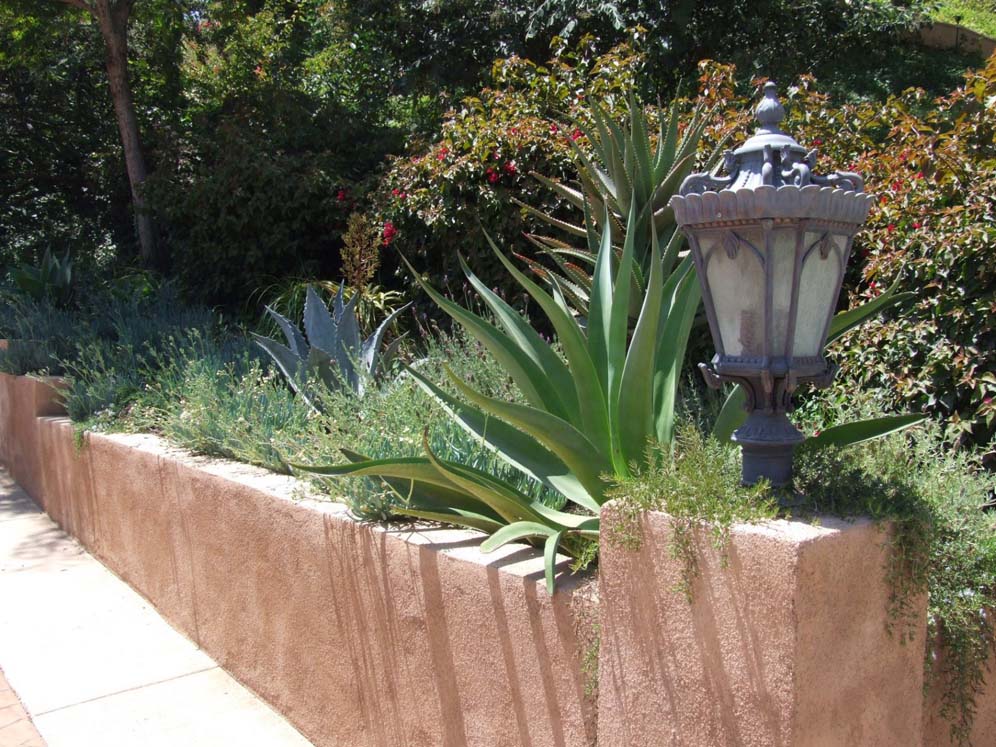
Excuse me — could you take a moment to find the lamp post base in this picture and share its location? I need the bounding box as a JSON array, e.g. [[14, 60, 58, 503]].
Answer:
[[732, 411, 805, 488]]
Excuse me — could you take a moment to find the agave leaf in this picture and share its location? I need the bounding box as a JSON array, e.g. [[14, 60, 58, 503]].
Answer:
[[484, 234, 612, 460], [480, 521, 557, 553], [399, 254, 564, 414], [396, 506, 505, 534], [515, 200, 587, 238], [712, 386, 748, 443], [446, 367, 610, 509], [628, 96, 654, 200], [404, 365, 596, 510], [252, 333, 313, 406], [587, 207, 616, 394], [806, 414, 926, 449], [618, 228, 665, 466], [303, 285, 338, 355], [525, 172, 587, 211], [544, 529, 568, 594], [263, 305, 308, 360], [827, 277, 913, 343], [375, 333, 407, 380], [459, 255, 578, 420], [656, 98, 682, 178], [604, 201, 637, 471], [653, 256, 700, 446], [361, 302, 411, 378], [422, 436, 551, 525]]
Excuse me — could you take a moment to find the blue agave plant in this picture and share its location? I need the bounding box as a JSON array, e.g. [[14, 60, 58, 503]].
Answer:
[[253, 285, 409, 409]]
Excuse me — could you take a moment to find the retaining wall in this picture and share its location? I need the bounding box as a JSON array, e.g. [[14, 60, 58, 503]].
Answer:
[[2, 371, 994, 746]]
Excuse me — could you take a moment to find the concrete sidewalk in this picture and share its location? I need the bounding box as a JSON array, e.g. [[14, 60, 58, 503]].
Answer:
[[0, 469, 313, 747]]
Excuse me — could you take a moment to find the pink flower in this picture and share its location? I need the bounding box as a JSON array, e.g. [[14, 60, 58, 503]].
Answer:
[[984, 396, 993, 405], [398, 191, 407, 200], [336, 189, 347, 202], [503, 161, 517, 176], [382, 220, 397, 246], [391, 188, 400, 196], [915, 171, 924, 179], [550, 123, 559, 134], [912, 221, 921, 229], [571, 128, 583, 141]]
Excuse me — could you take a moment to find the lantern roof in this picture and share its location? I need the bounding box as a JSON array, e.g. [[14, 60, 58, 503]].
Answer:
[[673, 83, 868, 200]]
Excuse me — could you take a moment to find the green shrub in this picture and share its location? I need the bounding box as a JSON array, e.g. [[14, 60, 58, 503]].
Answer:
[[371, 38, 647, 300]]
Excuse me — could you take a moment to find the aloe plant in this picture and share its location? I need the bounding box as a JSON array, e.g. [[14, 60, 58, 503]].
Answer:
[[253, 285, 409, 409], [296, 203, 702, 592], [515, 95, 722, 315]]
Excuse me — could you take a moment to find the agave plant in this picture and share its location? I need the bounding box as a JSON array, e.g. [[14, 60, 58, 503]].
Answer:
[[296, 224, 922, 593], [515, 94, 723, 316], [253, 285, 409, 409], [12, 248, 74, 307], [296, 203, 702, 591]]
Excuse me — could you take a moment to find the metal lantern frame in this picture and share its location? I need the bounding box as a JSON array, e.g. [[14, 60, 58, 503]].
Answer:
[[670, 83, 874, 488]]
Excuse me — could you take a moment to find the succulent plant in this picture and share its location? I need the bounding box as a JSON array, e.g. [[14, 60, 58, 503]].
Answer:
[[515, 94, 723, 317], [253, 285, 409, 409]]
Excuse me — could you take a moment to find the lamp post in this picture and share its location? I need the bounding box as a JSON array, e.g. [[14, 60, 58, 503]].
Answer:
[[669, 82, 873, 488]]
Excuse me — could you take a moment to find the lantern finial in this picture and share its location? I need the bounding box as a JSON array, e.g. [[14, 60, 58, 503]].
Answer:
[[756, 82, 785, 131]]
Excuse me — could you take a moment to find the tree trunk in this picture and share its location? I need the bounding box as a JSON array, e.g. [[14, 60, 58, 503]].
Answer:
[[93, 0, 159, 266]]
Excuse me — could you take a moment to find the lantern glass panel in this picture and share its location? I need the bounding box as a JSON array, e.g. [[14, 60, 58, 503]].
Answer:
[[792, 232, 846, 357], [769, 225, 799, 359], [705, 229, 765, 358]]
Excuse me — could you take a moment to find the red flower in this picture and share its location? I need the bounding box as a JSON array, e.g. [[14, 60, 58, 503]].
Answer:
[[571, 128, 583, 141], [813, 138, 823, 146], [391, 188, 400, 196], [887, 223, 896, 233], [509, 127, 518, 135], [436, 146, 449, 161], [879, 195, 887, 205], [813, 430, 821, 437], [891, 180, 902, 191], [550, 123, 559, 134], [915, 171, 924, 179], [382, 220, 397, 246], [398, 191, 407, 200], [486, 167, 499, 184], [503, 161, 517, 175], [912, 221, 921, 229], [336, 189, 347, 202]]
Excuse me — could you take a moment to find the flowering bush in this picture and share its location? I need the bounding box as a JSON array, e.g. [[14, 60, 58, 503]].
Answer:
[[704, 56, 996, 454], [370, 38, 646, 298]]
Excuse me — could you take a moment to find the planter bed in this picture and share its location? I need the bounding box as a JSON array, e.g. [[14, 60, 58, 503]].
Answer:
[[0, 373, 597, 747], [1, 371, 994, 746]]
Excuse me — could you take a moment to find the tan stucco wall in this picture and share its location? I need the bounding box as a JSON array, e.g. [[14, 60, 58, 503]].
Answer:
[[919, 21, 996, 58], [597, 506, 928, 746], [0, 375, 596, 747]]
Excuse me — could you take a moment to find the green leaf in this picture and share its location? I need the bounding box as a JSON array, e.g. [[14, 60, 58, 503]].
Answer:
[[544, 530, 567, 595], [828, 277, 914, 343], [447, 368, 610, 510], [807, 414, 927, 449], [404, 365, 596, 511], [712, 385, 747, 443], [653, 256, 700, 446], [480, 521, 557, 553], [400, 253, 564, 414], [459, 254, 577, 421]]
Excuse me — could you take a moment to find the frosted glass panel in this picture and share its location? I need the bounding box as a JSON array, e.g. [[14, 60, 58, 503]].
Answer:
[[793, 233, 844, 357], [706, 231, 766, 358], [769, 228, 798, 358]]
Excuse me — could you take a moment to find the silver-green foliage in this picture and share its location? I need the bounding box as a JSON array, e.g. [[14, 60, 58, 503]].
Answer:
[[253, 285, 409, 408]]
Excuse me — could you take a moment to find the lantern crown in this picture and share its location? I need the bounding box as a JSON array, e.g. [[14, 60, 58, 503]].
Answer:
[[676, 83, 865, 195]]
